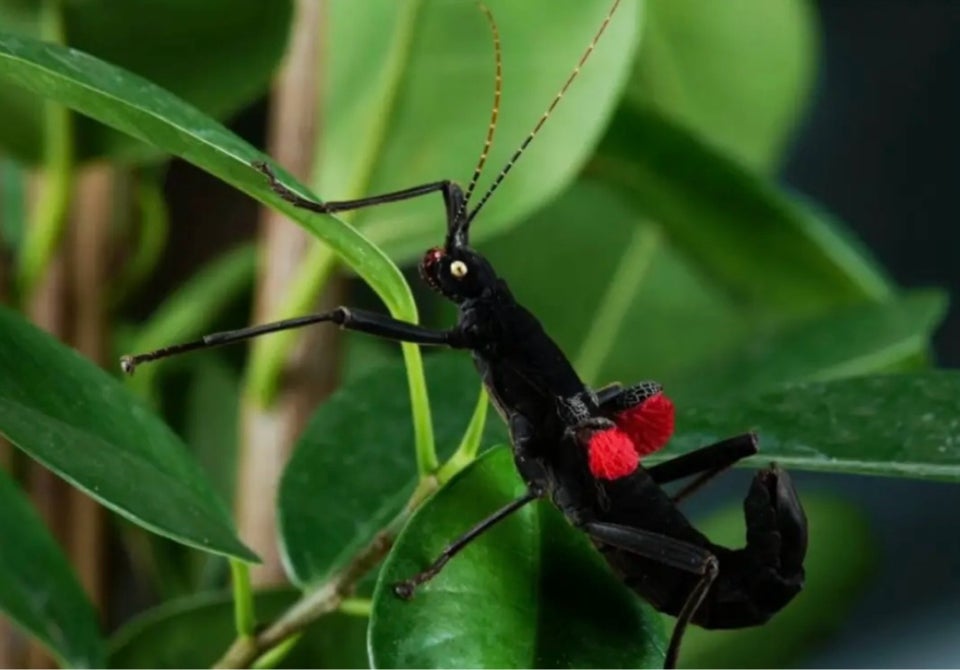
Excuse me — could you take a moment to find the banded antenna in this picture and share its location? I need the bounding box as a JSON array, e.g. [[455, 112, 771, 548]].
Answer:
[[456, 1, 503, 224], [464, 0, 623, 227]]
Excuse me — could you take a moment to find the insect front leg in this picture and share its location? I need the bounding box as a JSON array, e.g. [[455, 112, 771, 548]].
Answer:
[[255, 162, 467, 225], [581, 522, 719, 670], [121, 306, 467, 373]]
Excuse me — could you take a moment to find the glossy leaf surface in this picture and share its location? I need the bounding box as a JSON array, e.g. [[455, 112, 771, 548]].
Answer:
[[0, 304, 254, 560], [0, 468, 104, 668], [667, 371, 960, 481], [0, 0, 292, 163], [370, 448, 665, 669]]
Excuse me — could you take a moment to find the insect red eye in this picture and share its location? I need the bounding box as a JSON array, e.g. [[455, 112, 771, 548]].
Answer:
[[422, 247, 444, 270]]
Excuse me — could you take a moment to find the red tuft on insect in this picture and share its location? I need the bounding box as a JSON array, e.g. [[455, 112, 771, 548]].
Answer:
[[587, 427, 639, 480], [615, 392, 675, 457]]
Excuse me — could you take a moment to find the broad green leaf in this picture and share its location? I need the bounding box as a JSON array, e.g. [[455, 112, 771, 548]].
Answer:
[[183, 357, 241, 506], [0, 467, 104, 668], [671, 290, 949, 404], [322, 0, 642, 262], [629, 0, 817, 170], [679, 495, 875, 668], [0, 304, 255, 561], [0, 0, 293, 163], [107, 590, 366, 668], [595, 105, 892, 316], [665, 371, 960, 481], [280, 354, 506, 587], [370, 447, 665, 669]]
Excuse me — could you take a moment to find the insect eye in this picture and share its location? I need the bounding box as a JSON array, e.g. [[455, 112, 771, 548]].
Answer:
[[450, 260, 469, 279]]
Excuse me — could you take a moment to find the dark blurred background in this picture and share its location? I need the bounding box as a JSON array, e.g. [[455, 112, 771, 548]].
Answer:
[[781, 3, 960, 665], [787, 1, 960, 366]]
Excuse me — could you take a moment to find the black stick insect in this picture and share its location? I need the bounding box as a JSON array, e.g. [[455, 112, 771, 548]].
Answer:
[[121, 1, 808, 666]]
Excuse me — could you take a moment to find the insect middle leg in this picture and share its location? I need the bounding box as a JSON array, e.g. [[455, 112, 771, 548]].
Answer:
[[122, 306, 467, 372], [393, 486, 544, 600], [255, 162, 466, 223]]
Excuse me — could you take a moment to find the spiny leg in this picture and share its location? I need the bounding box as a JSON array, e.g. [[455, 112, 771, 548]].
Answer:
[[393, 487, 544, 599], [582, 521, 719, 669], [121, 306, 465, 373]]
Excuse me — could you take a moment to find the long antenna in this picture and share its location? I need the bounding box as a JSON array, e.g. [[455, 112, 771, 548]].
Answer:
[[466, 0, 623, 225], [456, 1, 503, 222]]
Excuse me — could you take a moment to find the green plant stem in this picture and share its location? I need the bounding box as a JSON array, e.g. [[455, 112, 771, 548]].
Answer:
[[244, 243, 336, 406], [17, 0, 73, 299], [230, 560, 256, 638], [213, 477, 439, 669], [251, 634, 301, 670], [437, 386, 489, 484], [243, 241, 438, 476], [338, 597, 372, 617], [575, 223, 661, 382]]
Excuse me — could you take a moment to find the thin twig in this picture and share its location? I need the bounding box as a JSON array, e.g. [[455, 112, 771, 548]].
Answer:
[[214, 476, 439, 669], [213, 528, 394, 669]]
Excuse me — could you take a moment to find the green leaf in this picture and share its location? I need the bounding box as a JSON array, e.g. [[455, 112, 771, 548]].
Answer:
[[0, 0, 293, 163], [107, 590, 367, 669], [629, 0, 817, 170], [183, 356, 242, 507], [595, 105, 892, 316], [369, 447, 666, 669], [480, 179, 748, 387], [678, 495, 875, 668], [279, 354, 506, 587], [322, 0, 642, 262], [666, 371, 960, 481], [0, 467, 104, 668], [671, 290, 949, 404], [0, 304, 255, 561]]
